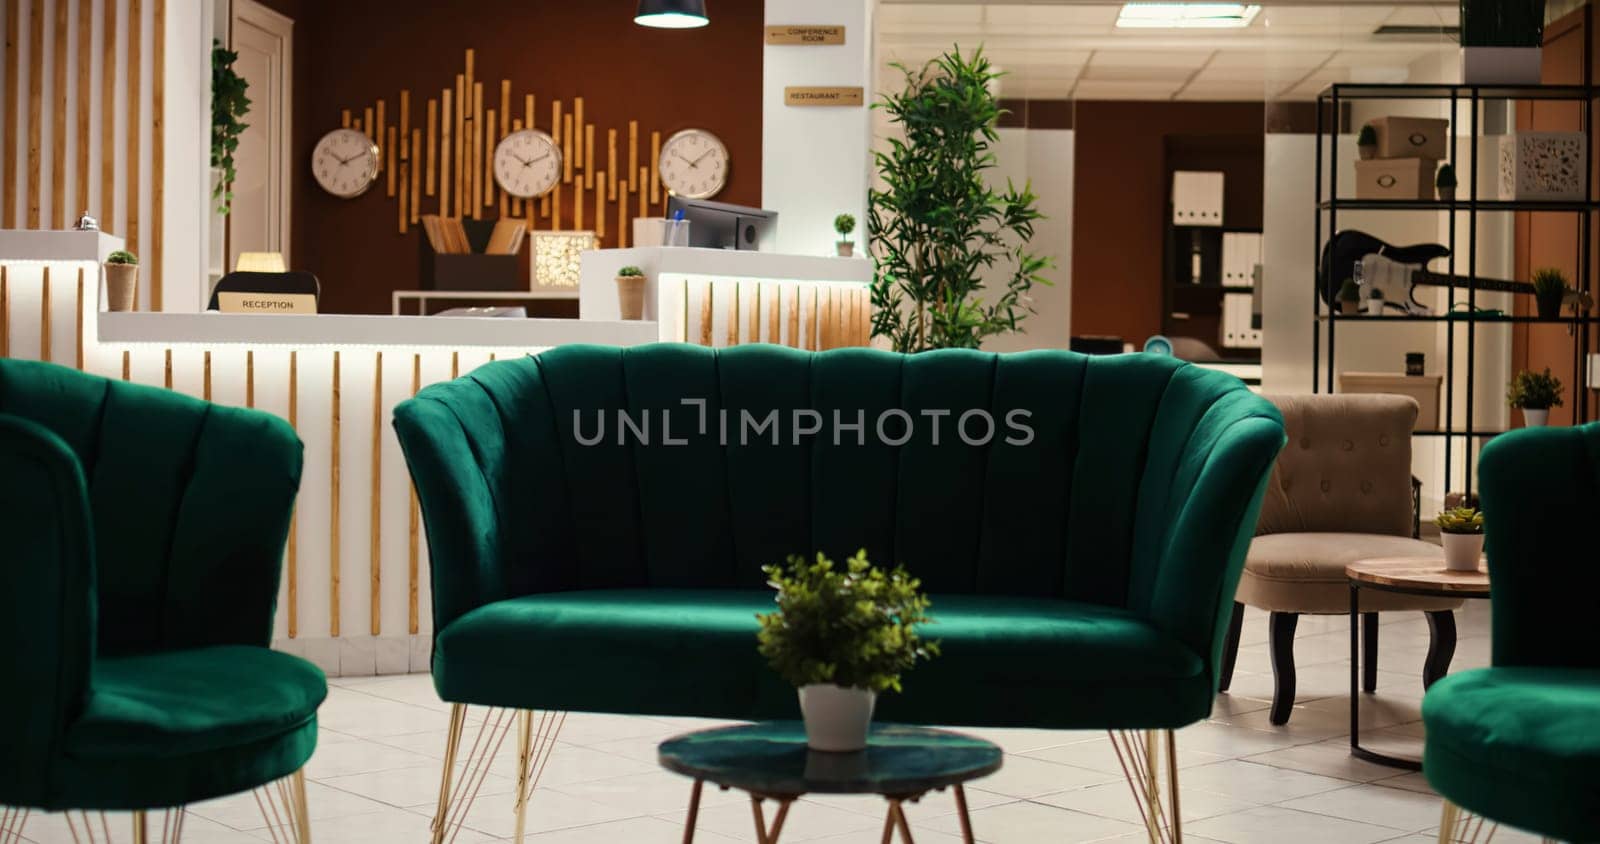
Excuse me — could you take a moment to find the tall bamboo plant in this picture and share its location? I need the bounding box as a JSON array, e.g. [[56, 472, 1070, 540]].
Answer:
[[868, 46, 1051, 352]]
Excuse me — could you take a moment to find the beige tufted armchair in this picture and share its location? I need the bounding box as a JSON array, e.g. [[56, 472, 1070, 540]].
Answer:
[[1219, 393, 1462, 725]]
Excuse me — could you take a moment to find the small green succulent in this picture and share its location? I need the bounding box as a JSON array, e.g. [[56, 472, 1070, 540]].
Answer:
[[1435, 507, 1484, 535], [834, 213, 857, 238], [617, 265, 644, 277], [106, 250, 139, 265], [1507, 367, 1564, 410]]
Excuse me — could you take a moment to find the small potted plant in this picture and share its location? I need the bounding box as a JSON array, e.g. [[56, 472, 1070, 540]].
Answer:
[[1435, 506, 1485, 572], [833, 214, 857, 257], [1436, 163, 1457, 202], [1337, 277, 1362, 315], [1357, 124, 1378, 160], [756, 550, 938, 752], [103, 250, 139, 312], [1507, 367, 1564, 427], [1364, 287, 1386, 316], [1531, 267, 1568, 320], [615, 265, 646, 320]]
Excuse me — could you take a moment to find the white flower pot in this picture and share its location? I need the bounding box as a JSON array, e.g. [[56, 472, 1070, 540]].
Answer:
[[798, 684, 876, 752], [1441, 532, 1484, 572], [1365, 299, 1385, 316], [1461, 47, 1543, 86], [1523, 408, 1549, 427]]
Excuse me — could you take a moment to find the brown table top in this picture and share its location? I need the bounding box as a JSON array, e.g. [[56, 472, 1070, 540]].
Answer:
[[1346, 557, 1491, 596]]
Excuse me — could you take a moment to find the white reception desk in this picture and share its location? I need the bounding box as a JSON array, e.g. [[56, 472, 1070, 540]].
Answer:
[[0, 232, 872, 677]]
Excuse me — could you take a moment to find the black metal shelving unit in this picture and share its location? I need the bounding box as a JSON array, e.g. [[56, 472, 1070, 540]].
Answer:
[[1314, 82, 1598, 496]]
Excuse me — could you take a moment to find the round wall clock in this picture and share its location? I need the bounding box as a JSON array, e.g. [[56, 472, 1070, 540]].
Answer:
[[311, 128, 381, 199], [658, 128, 729, 199], [493, 129, 563, 198]]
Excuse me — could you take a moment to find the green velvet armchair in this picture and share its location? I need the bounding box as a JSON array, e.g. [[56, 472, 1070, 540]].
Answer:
[[1424, 423, 1600, 842], [0, 359, 324, 842], [395, 344, 1285, 843]]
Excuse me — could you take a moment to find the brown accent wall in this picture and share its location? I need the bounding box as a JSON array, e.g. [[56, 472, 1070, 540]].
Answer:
[[254, 0, 764, 314], [1512, 6, 1596, 426], [1070, 101, 1265, 345]]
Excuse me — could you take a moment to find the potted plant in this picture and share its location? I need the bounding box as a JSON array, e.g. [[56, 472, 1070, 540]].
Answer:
[[834, 214, 857, 257], [1436, 163, 1457, 202], [1364, 286, 1386, 316], [615, 265, 647, 320], [1460, 0, 1547, 85], [1531, 267, 1568, 320], [1338, 277, 1362, 315], [870, 46, 1052, 352], [1507, 367, 1564, 427], [1357, 124, 1378, 160], [756, 550, 938, 752], [1435, 507, 1485, 572], [103, 250, 139, 312]]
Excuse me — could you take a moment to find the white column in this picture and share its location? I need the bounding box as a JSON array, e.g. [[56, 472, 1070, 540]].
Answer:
[[761, 0, 876, 257]]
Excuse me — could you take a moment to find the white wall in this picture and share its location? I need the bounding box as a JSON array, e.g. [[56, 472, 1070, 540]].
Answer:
[[981, 127, 1074, 352], [0, 0, 210, 312], [762, 0, 875, 257]]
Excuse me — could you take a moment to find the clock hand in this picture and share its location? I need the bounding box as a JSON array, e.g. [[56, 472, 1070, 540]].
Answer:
[[690, 149, 715, 166], [672, 151, 695, 167]]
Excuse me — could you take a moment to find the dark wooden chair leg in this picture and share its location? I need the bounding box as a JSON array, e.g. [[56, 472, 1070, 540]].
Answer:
[[1219, 602, 1245, 692], [1268, 611, 1299, 725], [1361, 612, 1379, 693], [1423, 610, 1457, 690]]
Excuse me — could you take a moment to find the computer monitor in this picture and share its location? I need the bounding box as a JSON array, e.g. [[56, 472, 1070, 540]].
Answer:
[[666, 196, 778, 251]]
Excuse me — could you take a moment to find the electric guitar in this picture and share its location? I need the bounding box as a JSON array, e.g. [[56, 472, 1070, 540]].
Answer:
[[1319, 230, 1589, 314]]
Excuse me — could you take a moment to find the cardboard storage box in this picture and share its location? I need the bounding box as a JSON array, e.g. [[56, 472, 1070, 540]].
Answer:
[[1497, 132, 1587, 201], [1354, 158, 1436, 201], [1371, 116, 1450, 161], [1339, 372, 1442, 430]]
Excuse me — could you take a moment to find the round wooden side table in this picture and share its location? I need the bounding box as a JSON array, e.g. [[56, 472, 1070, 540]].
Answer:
[[659, 722, 1002, 844], [1346, 557, 1491, 771]]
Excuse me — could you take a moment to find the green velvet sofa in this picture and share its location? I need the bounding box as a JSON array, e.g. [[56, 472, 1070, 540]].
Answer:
[[0, 359, 323, 841], [1423, 423, 1600, 842], [396, 343, 1285, 840]]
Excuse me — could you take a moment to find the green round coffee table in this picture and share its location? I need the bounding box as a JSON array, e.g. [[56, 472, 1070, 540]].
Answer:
[[658, 722, 1002, 844]]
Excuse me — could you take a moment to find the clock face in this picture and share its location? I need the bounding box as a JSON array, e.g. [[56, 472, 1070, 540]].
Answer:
[[658, 128, 728, 200], [311, 128, 380, 198], [493, 130, 563, 198]]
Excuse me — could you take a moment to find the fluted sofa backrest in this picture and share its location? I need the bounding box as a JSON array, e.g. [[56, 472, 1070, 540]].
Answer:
[[0, 359, 303, 657], [397, 344, 1282, 636]]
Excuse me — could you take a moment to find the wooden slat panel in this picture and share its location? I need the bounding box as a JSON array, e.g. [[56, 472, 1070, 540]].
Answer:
[[767, 283, 781, 345], [370, 351, 382, 637], [453, 74, 464, 218], [787, 285, 800, 348], [163, 348, 171, 388], [329, 350, 341, 638], [726, 282, 739, 346], [126, 0, 141, 262], [439, 87, 451, 215], [562, 112, 573, 184], [471, 82, 483, 218], [572, 97, 583, 169], [246, 350, 254, 407], [410, 127, 421, 223], [50, 0, 66, 228], [584, 124, 594, 189], [362, 105, 372, 142], [749, 281, 760, 343], [150, 0, 164, 310], [388, 126, 399, 229], [649, 131, 661, 206], [484, 106, 496, 210], [574, 162, 584, 229], [3, 0, 18, 228], [203, 350, 210, 400], [699, 282, 713, 346], [26, 0, 42, 228], [375, 97, 385, 176], [616, 176, 627, 247], [607, 128, 617, 201], [74, 0, 90, 216], [99, 0, 114, 227], [627, 121, 638, 199], [385, 107, 396, 197], [425, 97, 437, 196], [595, 171, 606, 239]]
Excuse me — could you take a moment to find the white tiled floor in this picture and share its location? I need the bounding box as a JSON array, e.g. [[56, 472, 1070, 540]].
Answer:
[[17, 602, 1553, 843]]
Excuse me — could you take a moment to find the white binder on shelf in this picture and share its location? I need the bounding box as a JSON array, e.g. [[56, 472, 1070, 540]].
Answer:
[[1223, 232, 1262, 289], [1172, 171, 1224, 227]]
